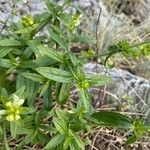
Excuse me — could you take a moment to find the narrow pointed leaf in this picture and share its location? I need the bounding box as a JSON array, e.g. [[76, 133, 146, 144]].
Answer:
[[91, 111, 133, 129], [0, 47, 13, 58], [53, 117, 68, 134], [49, 30, 68, 50], [36, 67, 73, 83], [71, 132, 85, 150], [45, 133, 65, 149], [22, 72, 45, 83], [37, 45, 64, 63], [0, 38, 21, 46], [0, 59, 13, 68], [57, 83, 71, 104], [10, 121, 18, 139], [79, 89, 91, 113], [86, 74, 111, 86]]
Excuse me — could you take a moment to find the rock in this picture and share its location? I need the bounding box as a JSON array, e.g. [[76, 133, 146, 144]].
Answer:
[[84, 63, 150, 120]]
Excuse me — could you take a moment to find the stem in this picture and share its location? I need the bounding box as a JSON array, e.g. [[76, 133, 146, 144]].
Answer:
[[3, 123, 10, 150], [132, 40, 150, 48], [95, 7, 102, 56], [68, 30, 72, 52]]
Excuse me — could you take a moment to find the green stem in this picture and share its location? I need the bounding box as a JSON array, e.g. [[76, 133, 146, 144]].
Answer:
[[3, 123, 10, 150], [132, 40, 150, 48]]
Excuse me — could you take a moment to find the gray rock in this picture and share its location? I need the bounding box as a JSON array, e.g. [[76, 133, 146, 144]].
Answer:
[[84, 63, 150, 119]]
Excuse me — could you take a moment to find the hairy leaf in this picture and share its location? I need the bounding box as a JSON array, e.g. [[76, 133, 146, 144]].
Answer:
[[0, 38, 21, 47], [45, 133, 65, 149], [91, 111, 133, 129], [37, 45, 64, 63], [36, 67, 73, 83], [86, 74, 111, 86], [0, 47, 13, 58], [22, 72, 45, 83]]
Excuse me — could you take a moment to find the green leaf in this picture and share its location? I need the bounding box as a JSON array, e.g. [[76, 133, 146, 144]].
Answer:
[[16, 73, 26, 91], [0, 59, 13, 68], [13, 86, 26, 98], [0, 68, 6, 93], [0, 47, 13, 58], [21, 107, 36, 114], [37, 45, 64, 63], [36, 67, 73, 83], [55, 108, 69, 126], [10, 121, 18, 139], [42, 82, 52, 109], [6, 66, 17, 74], [57, 83, 71, 104], [71, 131, 85, 150], [53, 117, 68, 134], [134, 119, 148, 137], [91, 111, 133, 129], [44, 133, 65, 149], [26, 80, 39, 106], [49, 30, 68, 50], [58, 13, 73, 29], [63, 135, 73, 150], [68, 52, 81, 66], [39, 81, 49, 97], [0, 38, 21, 47], [34, 55, 56, 67], [70, 140, 80, 150], [1, 88, 8, 97], [126, 135, 137, 144], [28, 40, 42, 57], [63, 0, 72, 6], [86, 74, 111, 86], [0, 126, 3, 140], [79, 89, 91, 113], [45, 0, 61, 15], [0, 96, 9, 104], [72, 35, 96, 43], [22, 47, 33, 59], [22, 72, 45, 83], [51, 25, 66, 38], [36, 131, 49, 144], [16, 73, 39, 106], [3, 124, 10, 150]]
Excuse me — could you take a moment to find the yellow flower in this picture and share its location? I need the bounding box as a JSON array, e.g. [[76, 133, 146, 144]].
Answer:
[[77, 80, 90, 89], [6, 114, 15, 122], [15, 115, 21, 120], [5, 102, 13, 108], [0, 95, 25, 122], [22, 15, 34, 27]]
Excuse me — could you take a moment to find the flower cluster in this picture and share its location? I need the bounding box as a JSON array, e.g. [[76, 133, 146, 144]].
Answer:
[[0, 95, 24, 122], [70, 12, 83, 31], [21, 15, 34, 27], [77, 80, 90, 89]]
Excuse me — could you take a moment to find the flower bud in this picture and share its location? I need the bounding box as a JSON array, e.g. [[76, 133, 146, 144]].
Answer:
[[6, 114, 14, 122], [15, 110, 20, 115], [15, 115, 20, 120], [77, 80, 90, 89], [22, 15, 34, 27], [82, 80, 90, 89], [6, 102, 12, 108]]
